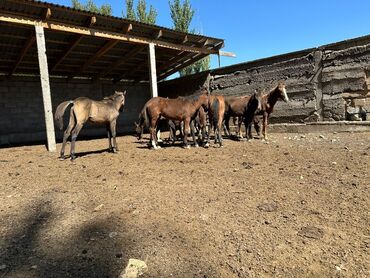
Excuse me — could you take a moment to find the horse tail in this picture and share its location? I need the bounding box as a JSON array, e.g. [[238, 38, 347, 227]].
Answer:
[[54, 101, 73, 130], [211, 97, 220, 130], [138, 105, 149, 128]]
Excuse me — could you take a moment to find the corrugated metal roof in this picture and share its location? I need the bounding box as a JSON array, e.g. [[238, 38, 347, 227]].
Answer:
[[0, 0, 225, 81]]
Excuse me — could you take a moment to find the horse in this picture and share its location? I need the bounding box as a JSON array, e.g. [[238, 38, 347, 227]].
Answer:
[[248, 81, 289, 140], [208, 95, 226, 147], [54, 91, 126, 160], [135, 89, 209, 149], [223, 91, 262, 140]]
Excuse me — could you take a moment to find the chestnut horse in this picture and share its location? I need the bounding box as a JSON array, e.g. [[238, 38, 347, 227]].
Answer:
[[136, 89, 209, 149], [208, 95, 226, 147], [55, 91, 126, 160], [223, 91, 262, 140], [248, 82, 289, 140]]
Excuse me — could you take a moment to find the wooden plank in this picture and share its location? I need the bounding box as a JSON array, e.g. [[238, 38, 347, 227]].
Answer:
[[113, 60, 147, 82], [71, 39, 119, 77], [148, 43, 158, 97], [158, 53, 206, 80], [43, 8, 51, 20], [122, 23, 132, 34], [10, 32, 35, 75], [34, 25, 56, 152], [218, 50, 236, 57], [0, 13, 220, 55], [99, 44, 146, 78]]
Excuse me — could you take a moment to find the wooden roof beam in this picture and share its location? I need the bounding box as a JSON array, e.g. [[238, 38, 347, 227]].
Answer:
[[0, 13, 220, 55], [159, 53, 206, 80], [50, 16, 97, 72], [122, 23, 132, 34], [71, 39, 119, 78], [153, 29, 162, 40], [10, 31, 35, 75], [50, 35, 83, 72], [42, 7, 51, 21], [114, 60, 147, 82], [99, 44, 147, 78]]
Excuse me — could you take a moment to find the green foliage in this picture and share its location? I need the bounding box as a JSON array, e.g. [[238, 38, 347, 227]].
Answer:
[[123, 0, 157, 24], [124, 0, 136, 20], [71, 0, 112, 16], [169, 0, 210, 76], [169, 0, 194, 32]]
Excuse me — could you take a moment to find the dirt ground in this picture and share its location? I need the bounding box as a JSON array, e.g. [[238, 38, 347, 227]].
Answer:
[[0, 131, 369, 278]]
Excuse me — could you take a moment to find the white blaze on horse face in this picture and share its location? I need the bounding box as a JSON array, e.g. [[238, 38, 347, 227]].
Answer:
[[283, 87, 289, 102]]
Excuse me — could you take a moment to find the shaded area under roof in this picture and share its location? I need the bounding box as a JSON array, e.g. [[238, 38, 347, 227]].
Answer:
[[0, 0, 226, 82]]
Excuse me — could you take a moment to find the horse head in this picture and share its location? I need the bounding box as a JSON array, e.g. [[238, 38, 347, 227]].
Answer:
[[134, 121, 143, 140], [277, 82, 289, 102], [114, 90, 127, 111]]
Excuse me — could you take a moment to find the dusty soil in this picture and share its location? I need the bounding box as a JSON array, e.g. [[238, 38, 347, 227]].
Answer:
[[0, 132, 369, 278]]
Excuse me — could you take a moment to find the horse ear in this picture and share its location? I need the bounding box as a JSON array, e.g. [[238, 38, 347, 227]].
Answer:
[[123, 91, 127, 96]]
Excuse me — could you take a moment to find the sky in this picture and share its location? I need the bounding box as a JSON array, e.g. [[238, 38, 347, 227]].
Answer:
[[51, 0, 370, 69]]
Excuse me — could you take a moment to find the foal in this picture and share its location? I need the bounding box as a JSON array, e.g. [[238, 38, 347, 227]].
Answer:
[[55, 91, 126, 160], [136, 89, 209, 149], [249, 82, 289, 140]]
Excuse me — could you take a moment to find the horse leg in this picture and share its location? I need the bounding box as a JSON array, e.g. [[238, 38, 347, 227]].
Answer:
[[149, 118, 160, 149], [254, 118, 261, 138], [110, 120, 118, 152], [156, 129, 163, 143], [183, 119, 190, 149], [262, 112, 268, 140], [224, 114, 231, 137], [217, 117, 224, 147], [106, 123, 113, 152], [190, 121, 199, 147], [60, 109, 75, 160], [70, 123, 83, 160], [237, 117, 244, 139]]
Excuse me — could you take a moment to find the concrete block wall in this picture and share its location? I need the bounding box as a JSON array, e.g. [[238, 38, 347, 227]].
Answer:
[[0, 77, 150, 146], [159, 35, 370, 124]]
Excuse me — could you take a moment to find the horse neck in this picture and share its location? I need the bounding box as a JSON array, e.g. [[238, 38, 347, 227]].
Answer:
[[266, 88, 279, 111], [111, 98, 122, 111]]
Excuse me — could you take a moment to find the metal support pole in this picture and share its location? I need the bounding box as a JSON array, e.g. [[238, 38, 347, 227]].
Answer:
[[148, 43, 158, 98], [35, 24, 56, 152]]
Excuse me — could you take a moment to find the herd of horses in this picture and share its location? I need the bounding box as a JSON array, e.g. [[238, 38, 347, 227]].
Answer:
[[54, 77, 289, 160]]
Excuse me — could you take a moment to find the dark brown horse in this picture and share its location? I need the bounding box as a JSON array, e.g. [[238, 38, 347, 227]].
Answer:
[[55, 91, 126, 160], [223, 91, 262, 139], [136, 89, 209, 149], [208, 95, 226, 147], [248, 82, 289, 140]]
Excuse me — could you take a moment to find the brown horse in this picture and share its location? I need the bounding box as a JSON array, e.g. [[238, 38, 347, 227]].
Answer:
[[136, 89, 209, 149], [208, 95, 226, 147], [249, 82, 289, 140], [55, 91, 126, 160], [223, 91, 262, 139]]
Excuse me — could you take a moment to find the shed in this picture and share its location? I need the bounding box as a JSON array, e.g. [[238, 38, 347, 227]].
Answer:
[[0, 0, 232, 150]]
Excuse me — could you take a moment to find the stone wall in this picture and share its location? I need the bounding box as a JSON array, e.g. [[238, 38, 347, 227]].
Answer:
[[159, 35, 370, 123], [0, 77, 150, 146]]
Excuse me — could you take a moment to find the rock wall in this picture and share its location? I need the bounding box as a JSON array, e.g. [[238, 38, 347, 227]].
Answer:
[[159, 35, 370, 123], [0, 77, 151, 146]]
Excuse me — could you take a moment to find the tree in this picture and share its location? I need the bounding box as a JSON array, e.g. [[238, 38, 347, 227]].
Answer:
[[123, 0, 157, 24], [169, 0, 210, 76], [71, 0, 112, 16]]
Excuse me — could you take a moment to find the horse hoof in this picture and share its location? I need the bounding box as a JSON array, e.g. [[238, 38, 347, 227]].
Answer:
[[194, 144, 199, 148], [203, 143, 210, 148], [183, 145, 190, 149], [70, 156, 76, 161], [59, 155, 66, 161]]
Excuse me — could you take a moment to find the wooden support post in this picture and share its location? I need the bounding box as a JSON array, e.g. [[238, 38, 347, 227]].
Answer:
[[35, 25, 56, 152], [148, 43, 158, 98]]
